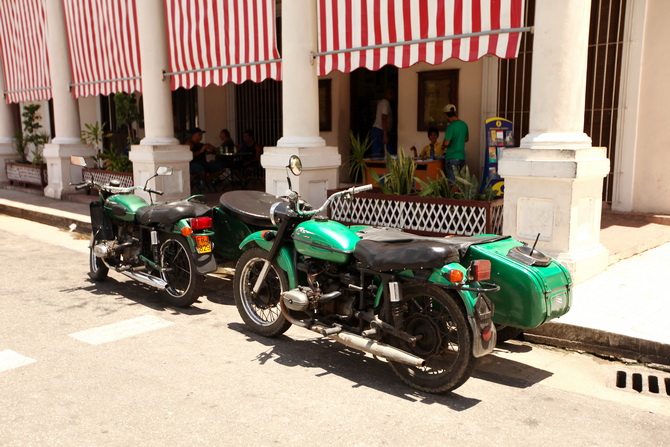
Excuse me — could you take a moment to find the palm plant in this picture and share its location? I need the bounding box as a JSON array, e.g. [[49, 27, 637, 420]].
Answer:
[[370, 149, 417, 195], [349, 131, 371, 184]]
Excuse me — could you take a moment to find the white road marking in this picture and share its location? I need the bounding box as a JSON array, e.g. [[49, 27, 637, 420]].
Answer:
[[69, 315, 175, 345], [0, 350, 36, 372]]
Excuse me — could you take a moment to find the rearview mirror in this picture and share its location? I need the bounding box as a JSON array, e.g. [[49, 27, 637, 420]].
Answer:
[[70, 155, 87, 168], [156, 166, 173, 176], [288, 156, 302, 176]]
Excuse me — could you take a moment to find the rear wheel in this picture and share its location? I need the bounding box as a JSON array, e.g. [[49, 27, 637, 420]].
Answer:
[[88, 233, 109, 281], [160, 236, 203, 307], [388, 284, 474, 393], [233, 247, 291, 337]]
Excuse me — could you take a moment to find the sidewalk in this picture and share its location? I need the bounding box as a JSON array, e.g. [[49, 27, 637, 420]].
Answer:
[[2, 184, 670, 366]]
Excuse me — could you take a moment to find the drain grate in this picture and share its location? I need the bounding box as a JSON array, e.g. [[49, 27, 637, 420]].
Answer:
[[615, 370, 670, 396]]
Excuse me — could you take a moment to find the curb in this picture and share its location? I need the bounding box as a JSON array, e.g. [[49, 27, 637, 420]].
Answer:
[[0, 201, 91, 234], [524, 322, 670, 366]]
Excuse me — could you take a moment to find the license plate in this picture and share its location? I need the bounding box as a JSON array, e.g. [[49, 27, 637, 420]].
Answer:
[[194, 235, 212, 254]]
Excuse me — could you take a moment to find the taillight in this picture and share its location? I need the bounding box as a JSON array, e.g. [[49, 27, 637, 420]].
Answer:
[[191, 217, 212, 230], [481, 325, 493, 342], [446, 269, 464, 283], [469, 260, 491, 281]]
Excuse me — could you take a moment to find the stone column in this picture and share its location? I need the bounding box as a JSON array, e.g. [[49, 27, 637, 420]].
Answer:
[[129, 0, 190, 202], [498, 0, 610, 283], [43, 0, 95, 199], [0, 62, 16, 183], [262, 0, 340, 206]]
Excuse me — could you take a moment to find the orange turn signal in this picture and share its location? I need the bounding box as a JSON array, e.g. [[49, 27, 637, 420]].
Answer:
[[181, 226, 193, 237], [447, 269, 464, 283]]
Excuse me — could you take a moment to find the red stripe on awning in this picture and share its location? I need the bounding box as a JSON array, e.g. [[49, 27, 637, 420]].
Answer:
[[165, 0, 281, 90], [62, 0, 142, 98], [317, 0, 526, 76], [0, 0, 51, 104]]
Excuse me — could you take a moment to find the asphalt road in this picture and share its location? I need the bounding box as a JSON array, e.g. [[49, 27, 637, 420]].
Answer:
[[1, 215, 669, 446]]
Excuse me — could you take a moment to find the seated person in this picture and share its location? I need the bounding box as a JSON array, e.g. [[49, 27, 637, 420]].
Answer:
[[410, 127, 444, 159], [219, 128, 236, 153], [187, 128, 224, 191], [238, 129, 263, 168]]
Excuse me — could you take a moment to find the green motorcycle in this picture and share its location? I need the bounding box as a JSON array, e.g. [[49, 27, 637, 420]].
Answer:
[[71, 156, 216, 307], [230, 156, 500, 393]]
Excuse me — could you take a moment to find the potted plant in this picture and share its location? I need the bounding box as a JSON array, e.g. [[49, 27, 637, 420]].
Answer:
[[80, 121, 133, 188], [328, 153, 504, 237], [5, 103, 50, 188], [348, 131, 371, 184]]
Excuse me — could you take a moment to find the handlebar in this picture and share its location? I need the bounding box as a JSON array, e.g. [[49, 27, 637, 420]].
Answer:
[[71, 179, 163, 196], [295, 184, 373, 216]]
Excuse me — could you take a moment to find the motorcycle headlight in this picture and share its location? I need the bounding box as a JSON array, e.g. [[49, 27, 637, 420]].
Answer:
[[270, 201, 289, 227]]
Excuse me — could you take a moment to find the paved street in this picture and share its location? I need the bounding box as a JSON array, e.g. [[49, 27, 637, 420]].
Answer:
[[1, 215, 669, 446]]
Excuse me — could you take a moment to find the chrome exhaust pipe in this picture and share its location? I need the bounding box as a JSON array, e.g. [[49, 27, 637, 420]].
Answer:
[[327, 331, 426, 368], [119, 270, 167, 289]]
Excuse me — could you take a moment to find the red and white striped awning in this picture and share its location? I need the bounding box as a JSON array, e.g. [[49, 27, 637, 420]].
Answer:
[[164, 0, 281, 90], [0, 0, 51, 104], [63, 0, 142, 98], [316, 0, 526, 76]]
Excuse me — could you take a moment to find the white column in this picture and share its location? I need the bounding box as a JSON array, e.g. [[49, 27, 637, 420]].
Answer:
[[130, 0, 190, 202], [263, 0, 340, 206], [499, 0, 610, 283], [43, 0, 95, 199], [0, 61, 16, 183]]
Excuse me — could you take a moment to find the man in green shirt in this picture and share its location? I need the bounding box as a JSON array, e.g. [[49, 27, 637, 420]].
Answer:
[[442, 104, 469, 182]]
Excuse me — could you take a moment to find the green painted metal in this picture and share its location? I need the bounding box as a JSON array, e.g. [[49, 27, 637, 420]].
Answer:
[[104, 194, 148, 222], [239, 233, 298, 288], [461, 237, 573, 329], [427, 263, 477, 315], [211, 207, 264, 260], [293, 220, 360, 263]]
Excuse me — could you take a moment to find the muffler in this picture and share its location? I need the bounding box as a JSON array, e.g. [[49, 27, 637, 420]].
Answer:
[[119, 270, 167, 289], [325, 330, 426, 368]]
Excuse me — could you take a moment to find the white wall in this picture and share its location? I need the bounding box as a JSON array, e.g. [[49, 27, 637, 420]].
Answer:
[[319, 71, 350, 181]]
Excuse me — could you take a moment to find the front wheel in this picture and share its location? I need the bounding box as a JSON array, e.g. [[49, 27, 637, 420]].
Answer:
[[160, 236, 203, 307], [388, 284, 475, 393], [233, 247, 291, 337], [88, 233, 109, 281]]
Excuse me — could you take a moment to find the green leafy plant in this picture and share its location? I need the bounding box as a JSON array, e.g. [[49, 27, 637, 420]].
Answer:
[[14, 103, 50, 165], [113, 92, 141, 146], [349, 131, 371, 184], [370, 149, 417, 195], [417, 165, 497, 201], [80, 121, 112, 169], [416, 170, 456, 199], [100, 143, 132, 173]]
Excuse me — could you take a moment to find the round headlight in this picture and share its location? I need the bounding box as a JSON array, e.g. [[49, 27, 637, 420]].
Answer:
[[270, 201, 289, 227]]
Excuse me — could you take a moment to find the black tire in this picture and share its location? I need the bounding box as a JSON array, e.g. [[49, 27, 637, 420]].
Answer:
[[388, 284, 475, 394], [233, 247, 291, 337], [159, 236, 203, 308], [495, 325, 523, 345], [88, 233, 109, 281]]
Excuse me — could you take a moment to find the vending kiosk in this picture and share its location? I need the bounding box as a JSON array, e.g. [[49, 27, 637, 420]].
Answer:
[[481, 117, 515, 196]]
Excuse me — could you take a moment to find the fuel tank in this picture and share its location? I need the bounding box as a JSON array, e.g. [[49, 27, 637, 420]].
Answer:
[[293, 220, 360, 264], [104, 194, 149, 222]]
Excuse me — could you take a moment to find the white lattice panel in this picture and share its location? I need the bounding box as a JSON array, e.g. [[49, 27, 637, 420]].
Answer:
[[84, 171, 133, 188], [330, 195, 504, 236]]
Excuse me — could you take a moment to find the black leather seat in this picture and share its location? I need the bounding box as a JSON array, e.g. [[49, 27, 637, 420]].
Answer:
[[354, 239, 460, 271], [136, 203, 198, 225]]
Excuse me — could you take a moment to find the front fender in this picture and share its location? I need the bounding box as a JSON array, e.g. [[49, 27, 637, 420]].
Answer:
[[240, 232, 297, 288]]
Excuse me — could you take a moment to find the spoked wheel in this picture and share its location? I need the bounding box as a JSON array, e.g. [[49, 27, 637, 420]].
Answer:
[[388, 284, 474, 393], [159, 236, 203, 307], [88, 232, 109, 281], [233, 247, 291, 337]]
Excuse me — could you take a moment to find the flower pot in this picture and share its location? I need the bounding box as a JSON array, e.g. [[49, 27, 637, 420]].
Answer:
[[5, 161, 48, 188], [327, 188, 504, 237]]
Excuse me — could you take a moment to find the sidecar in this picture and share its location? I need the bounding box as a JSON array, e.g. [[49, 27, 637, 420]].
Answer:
[[210, 190, 277, 260], [457, 236, 572, 330]]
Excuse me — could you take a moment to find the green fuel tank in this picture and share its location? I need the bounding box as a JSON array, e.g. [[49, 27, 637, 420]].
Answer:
[[104, 194, 149, 222], [293, 219, 360, 263]]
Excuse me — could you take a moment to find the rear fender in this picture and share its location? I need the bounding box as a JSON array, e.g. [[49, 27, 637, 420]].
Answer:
[[240, 232, 297, 288], [167, 221, 217, 275]]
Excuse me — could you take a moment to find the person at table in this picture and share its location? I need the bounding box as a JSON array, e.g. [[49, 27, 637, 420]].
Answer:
[[442, 104, 469, 182], [410, 127, 444, 159], [187, 127, 223, 191], [239, 129, 263, 167], [219, 128, 235, 153]]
